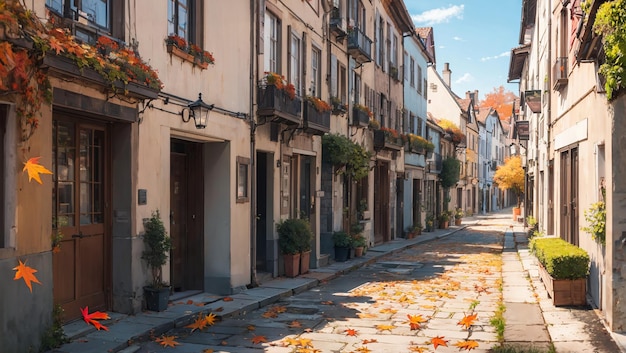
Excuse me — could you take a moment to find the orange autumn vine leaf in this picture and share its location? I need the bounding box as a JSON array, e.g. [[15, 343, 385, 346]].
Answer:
[[80, 306, 110, 331], [375, 324, 395, 332], [431, 336, 448, 350], [407, 314, 427, 330], [344, 328, 358, 336], [155, 335, 180, 348], [23, 157, 53, 184], [454, 340, 480, 351], [13, 259, 42, 292], [185, 315, 208, 332], [250, 335, 267, 344], [458, 313, 478, 330]]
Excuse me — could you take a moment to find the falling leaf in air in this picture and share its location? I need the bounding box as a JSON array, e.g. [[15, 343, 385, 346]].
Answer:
[[155, 335, 180, 348], [250, 335, 267, 344], [344, 328, 358, 336], [431, 336, 448, 350], [375, 324, 395, 332], [457, 313, 478, 330], [185, 315, 208, 332], [13, 260, 42, 292], [80, 307, 110, 331], [22, 157, 53, 184], [454, 340, 480, 351], [407, 314, 427, 330], [205, 312, 217, 326]]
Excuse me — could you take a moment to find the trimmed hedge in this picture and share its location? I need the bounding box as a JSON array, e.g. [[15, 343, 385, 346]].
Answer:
[[530, 237, 590, 280]]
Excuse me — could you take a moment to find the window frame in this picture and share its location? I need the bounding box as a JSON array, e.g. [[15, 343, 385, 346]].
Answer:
[[45, 0, 125, 41], [310, 44, 322, 97], [236, 156, 250, 203], [288, 29, 302, 97], [167, 0, 203, 48], [264, 11, 282, 74]]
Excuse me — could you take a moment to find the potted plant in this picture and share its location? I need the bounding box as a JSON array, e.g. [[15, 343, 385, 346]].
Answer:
[[142, 210, 172, 312], [530, 237, 590, 306], [350, 223, 366, 257], [277, 218, 309, 277], [296, 218, 314, 275], [454, 208, 464, 226], [332, 231, 352, 262], [425, 214, 435, 232], [438, 211, 450, 229]]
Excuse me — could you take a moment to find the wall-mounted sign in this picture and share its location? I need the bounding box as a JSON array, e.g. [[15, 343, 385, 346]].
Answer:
[[517, 120, 530, 140]]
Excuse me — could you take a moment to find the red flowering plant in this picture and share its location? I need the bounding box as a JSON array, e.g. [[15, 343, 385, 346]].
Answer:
[[353, 103, 373, 119], [166, 34, 187, 49], [380, 126, 402, 144], [0, 1, 163, 141], [165, 34, 215, 65], [305, 96, 331, 113], [261, 72, 296, 100]]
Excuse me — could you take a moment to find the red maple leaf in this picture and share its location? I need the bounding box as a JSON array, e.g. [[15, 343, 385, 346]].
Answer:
[[80, 306, 110, 331], [250, 335, 267, 344], [344, 328, 358, 336], [431, 336, 448, 350], [13, 260, 42, 292], [458, 313, 478, 330]]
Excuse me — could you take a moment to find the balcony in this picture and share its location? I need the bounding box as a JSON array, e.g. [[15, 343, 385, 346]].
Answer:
[[553, 57, 568, 90], [257, 84, 302, 125], [373, 129, 403, 151], [303, 101, 330, 135], [347, 26, 372, 64], [330, 8, 347, 39], [426, 152, 443, 173], [351, 106, 370, 127]]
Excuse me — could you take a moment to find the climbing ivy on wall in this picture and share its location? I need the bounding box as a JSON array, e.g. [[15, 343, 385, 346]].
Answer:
[[592, 0, 626, 100]]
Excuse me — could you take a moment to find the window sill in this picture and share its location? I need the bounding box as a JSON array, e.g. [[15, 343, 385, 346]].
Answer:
[[166, 44, 209, 70]]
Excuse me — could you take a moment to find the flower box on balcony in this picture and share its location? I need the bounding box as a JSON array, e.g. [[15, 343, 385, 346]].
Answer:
[[167, 44, 194, 62], [352, 106, 370, 127], [373, 129, 403, 151], [257, 84, 301, 125], [303, 100, 330, 135]]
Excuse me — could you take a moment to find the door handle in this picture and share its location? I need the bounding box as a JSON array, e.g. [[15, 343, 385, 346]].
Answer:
[[72, 231, 84, 239]]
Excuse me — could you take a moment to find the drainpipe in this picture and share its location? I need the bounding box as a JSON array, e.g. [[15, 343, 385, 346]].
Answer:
[[249, 0, 258, 287], [546, 0, 552, 234]]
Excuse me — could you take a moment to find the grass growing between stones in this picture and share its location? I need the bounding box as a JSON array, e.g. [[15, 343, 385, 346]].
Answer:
[[490, 303, 506, 342], [490, 344, 556, 353]]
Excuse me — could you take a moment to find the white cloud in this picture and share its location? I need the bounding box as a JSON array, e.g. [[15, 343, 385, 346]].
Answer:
[[480, 51, 510, 62], [453, 36, 464, 41], [439, 45, 446, 49], [455, 73, 473, 84], [412, 5, 465, 25]]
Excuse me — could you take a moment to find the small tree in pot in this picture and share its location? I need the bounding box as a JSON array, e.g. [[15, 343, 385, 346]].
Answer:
[[142, 210, 172, 311]]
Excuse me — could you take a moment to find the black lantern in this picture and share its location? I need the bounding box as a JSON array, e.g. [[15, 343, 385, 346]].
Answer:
[[183, 93, 213, 129]]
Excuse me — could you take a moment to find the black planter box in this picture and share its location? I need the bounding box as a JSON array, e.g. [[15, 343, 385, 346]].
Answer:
[[144, 286, 171, 312]]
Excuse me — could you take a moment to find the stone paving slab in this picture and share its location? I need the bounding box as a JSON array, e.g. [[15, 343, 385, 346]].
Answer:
[[504, 324, 550, 343], [231, 287, 292, 307], [262, 277, 318, 294]]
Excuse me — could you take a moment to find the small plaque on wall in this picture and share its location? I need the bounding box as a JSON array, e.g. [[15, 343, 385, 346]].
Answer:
[[138, 189, 147, 205]]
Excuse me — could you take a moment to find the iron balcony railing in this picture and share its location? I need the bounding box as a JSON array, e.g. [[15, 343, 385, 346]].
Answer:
[[257, 84, 302, 125], [552, 57, 568, 90], [303, 100, 330, 135], [347, 26, 372, 64]]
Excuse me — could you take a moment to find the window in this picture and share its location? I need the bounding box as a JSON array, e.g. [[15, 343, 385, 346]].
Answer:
[[168, 0, 203, 46], [237, 156, 250, 203], [378, 17, 384, 67], [46, 0, 124, 41], [339, 64, 347, 104], [288, 30, 302, 96], [417, 118, 423, 136], [354, 73, 361, 104], [410, 57, 415, 87], [310, 46, 321, 96], [424, 78, 428, 100], [264, 11, 281, 73], [391, 33, 398, 68], [417, 66, 423, 94]]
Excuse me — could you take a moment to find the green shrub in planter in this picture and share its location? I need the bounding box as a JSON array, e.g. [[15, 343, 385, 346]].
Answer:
[[530, 237, 590, 279], [277, 218, 313, 254]]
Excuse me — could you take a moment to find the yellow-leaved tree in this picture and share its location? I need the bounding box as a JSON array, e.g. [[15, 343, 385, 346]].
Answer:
[[493, 156, 525, 207]]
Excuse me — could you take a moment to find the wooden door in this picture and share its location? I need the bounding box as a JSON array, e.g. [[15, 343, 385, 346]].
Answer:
[[374, 161, 390, 244], [170, 139, 204, 292], [560, 147, 579, 245], [53, 120, 109, 321]]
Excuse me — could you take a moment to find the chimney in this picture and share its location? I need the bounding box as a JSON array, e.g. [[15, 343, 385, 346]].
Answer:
[[442, 62, 451, 87]]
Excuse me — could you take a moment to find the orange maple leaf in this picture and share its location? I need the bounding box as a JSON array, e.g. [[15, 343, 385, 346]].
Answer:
[[454, 340, 479, 351], [223, 296, 233, 301], [362, 339, 378, 344], [250, 335, 267, 344], [320, 300, 334, 305], [407, 314, 426, 330], [287, 320, 302, 328], [185, 315, 207, 332], [344, 328, 359, 336], [205, 312, 217, 326], [247, 324, 256, 331], [297, 338, 313, 348], [80, 306, 110, 331], [458, 313, 478, 330], [408, 346, 428, 353], [202, 349, 214, 353], [357, 312, 377, 319], [155, 335, 180, 348], [48, 36, 65, 55], [282, 337, 300, 347], [13, 260, 42, 292], [261, 311, 277, 318], [23, 157, 53, 184], [375, 324, 395, 332], [355, 347, 372, 353], [431, 336, 448, 350]]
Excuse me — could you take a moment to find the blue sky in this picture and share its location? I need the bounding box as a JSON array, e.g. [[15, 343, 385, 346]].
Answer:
[[404, 1, 523, 101]]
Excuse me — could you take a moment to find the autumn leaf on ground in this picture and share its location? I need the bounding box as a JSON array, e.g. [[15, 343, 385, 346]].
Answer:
[[458, 313, 478, 330], [288, 320, 302, 328], [223, 296, 233, 301], [375, 324, 395, 332], [214, 306, 224, 312], [344, 328, 358, 336], [379, 308, 397, 314], [407, 314, 427, 330], [454, 340, 479, 351], [362, 339, 378, 344], [23, 157, 53, 184], [296, 338, 313, 348], [250, 335, 267, 344], [282, 337, 300, 347], [320, 300, 334, 305], [354, 346, 372, 353], [357, 312, 377, 319], [273, 305, 287, 313], [80, 306, 110, 331], [155, 335, 180, 348], [296, 348, 321, 353], [431, 336, 448, 350], [185, 315, 207, 332], [247, 324, 256, 331], [262, 310, 278, 318], [408, 345, 428, 353], [205, 312, 217, 326], [13, 260, 42, 292], [202, 349, 214, 353]]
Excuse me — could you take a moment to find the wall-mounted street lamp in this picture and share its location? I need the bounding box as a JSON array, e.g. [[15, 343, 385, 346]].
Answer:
[[181, 93, 214, 129]]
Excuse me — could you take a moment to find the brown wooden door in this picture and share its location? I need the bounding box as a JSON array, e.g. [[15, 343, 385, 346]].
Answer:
[[560, 147, 579, 245], [170, 139, 204, 292], [53, 120, 108, 321], [374, 161, 390, 244]]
